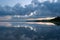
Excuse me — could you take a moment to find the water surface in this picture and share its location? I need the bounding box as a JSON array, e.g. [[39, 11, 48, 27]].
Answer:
[[0, 21, 60, 40]]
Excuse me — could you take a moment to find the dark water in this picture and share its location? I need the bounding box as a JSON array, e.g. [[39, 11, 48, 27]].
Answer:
[[0, 22, 60, 40], [0, 15, 60, 40]]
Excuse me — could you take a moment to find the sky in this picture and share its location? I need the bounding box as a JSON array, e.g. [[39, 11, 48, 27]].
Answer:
[[0, 0, 59, 17], [0, 0, 58, 7], [0, 0, 32, 6]]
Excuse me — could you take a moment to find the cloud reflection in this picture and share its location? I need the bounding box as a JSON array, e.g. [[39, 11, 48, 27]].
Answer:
[[14, 25, 36, 31], [0, 22, 37, 31], [0, 16, 12, 20], [26, 22, 55, 25], [0, 22, 12, 27]]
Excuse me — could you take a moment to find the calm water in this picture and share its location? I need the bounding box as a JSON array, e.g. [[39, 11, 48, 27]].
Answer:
[[0, 16, 60, 40], [0, 22, 60, 40]]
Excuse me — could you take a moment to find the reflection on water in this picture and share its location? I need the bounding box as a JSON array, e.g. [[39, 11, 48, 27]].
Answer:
[[26, 22, 55, 25], [0, 22, 56, 27], [0, 22, 60, 40], [0, 16, 60, 40], [0, 22, 12, 27]]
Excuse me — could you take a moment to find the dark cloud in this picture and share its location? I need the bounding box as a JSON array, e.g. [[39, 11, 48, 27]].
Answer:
[[0, 0, 60, 17]]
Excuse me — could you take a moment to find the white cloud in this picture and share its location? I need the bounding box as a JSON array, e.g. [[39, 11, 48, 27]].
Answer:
[[54, 0, 58, 3], [13, 11, 37, 18], [38, 0, 47, 3], [48, 0, 53, 3], [29, 11, 37, 17], [38, 0, 58, 3]]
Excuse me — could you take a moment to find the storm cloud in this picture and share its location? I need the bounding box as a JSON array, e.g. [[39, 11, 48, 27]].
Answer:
[[0, 0, 60, 17]]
